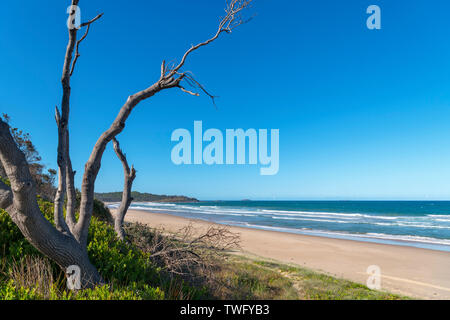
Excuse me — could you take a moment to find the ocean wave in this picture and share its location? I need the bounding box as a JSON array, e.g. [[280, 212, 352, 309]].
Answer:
[[363, 233, 450, 246], [240, 223, 450, 247], [427, 214, 450, 217], [261, 209, 365, 217], [394, 223, 450, 230], [131, 205, 259, 217], [261, 209, 399, 220], [269, 216, 450, 229], [129, 203, 450, 229], [125, 202, 450, 250], [271, 216, 355, 224]]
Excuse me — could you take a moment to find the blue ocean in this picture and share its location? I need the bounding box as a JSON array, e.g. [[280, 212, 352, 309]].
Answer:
[[113, 201, 450, 252]]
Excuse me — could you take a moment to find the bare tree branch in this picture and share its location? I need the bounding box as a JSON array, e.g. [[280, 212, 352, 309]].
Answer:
[[111, 138, 136, 240], [179, 86, 200, 97], [126, 222, 240, 280], [167, 0, 252, 78], [165, 0, 252, 105], [54, 0, 81, 233], [57, 6, 103, 236], [80, 13, 104, 28], [70, 13, 103, 76], [178, 72, 219, 106], [75, 0, 252, 246]]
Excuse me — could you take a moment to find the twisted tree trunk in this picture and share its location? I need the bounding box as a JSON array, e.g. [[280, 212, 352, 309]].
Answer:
[[0, 119, 102, 288], [112, 138, 136, 240], [73, 83, 167, 246]]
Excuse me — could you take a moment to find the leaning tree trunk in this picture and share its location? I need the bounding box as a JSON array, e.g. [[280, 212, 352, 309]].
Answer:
[[111, 138, 136, 240], [0, 119, 103, 288]]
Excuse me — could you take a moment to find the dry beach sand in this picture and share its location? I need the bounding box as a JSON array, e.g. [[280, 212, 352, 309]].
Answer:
[[117, 208, 450, 299]]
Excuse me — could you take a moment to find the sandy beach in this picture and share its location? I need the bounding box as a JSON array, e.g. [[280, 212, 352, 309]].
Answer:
[[120, 208, 450, 300]]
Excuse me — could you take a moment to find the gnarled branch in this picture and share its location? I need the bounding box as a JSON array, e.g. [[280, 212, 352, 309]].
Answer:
[[70, 13, 104, 76], [111, 138, 136, 240]]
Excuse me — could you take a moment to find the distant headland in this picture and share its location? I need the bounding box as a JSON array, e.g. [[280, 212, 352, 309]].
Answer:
[[95, 191, 199, 203]]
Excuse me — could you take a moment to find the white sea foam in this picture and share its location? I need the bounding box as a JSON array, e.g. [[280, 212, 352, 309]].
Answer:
[[240, 223, 450, 247], [261, 209, 399, 221], [271, 216, 355, 224], [126, 202, 450, 250], [427, 214, 450, 218]]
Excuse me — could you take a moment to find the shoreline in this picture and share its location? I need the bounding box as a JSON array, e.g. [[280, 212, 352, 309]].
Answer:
[[109, 201, 450, 253], [209, 222, 450, 253], [119, 208, 450, 300]]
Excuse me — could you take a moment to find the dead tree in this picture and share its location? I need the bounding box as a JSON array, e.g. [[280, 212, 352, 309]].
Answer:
[[55, 3, 103, 235], [112, 138, 136, 241], [0, 0, 253, 288]]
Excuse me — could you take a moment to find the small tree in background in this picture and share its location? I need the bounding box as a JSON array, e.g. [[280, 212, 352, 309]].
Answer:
[[0, 114, 57, 201]]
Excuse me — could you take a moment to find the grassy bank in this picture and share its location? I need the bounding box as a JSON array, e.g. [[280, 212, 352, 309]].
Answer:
[[0, 199, 407, 300], [217, 255, 405, 300]]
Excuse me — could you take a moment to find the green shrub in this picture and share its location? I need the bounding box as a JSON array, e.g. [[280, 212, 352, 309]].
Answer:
[[0, 199, 168, 300], [0, 280, 42, 300], [92, 199, 113, 223], [0, 280, 164, 301], [0, 176, 10, 187], [0, 209, 40, 260], [74, 284, 164, 300], [87, 218, 160, 285], [74, 190, 113, 223]]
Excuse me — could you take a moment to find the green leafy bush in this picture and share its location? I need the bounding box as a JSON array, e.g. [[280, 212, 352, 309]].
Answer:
[[0, 176, 10, 187], [74, 284, 163, 300], [0, 199, 168, 300], [0, 280, 163, 300], [87, 218, 160, 285], [0, 209, 40, 260], [0, 280, 43, 300], [92, 199, 113, 223]]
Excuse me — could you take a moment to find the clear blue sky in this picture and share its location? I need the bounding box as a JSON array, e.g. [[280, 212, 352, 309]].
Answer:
[[1, 0, 450, 200]]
